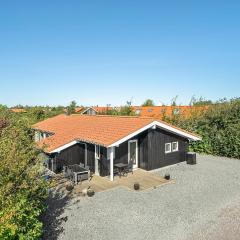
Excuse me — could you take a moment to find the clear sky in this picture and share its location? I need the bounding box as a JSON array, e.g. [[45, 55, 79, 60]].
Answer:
[[0, 1, 240, 107]]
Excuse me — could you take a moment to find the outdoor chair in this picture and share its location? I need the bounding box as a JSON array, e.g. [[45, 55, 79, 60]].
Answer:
[[63, 166, 71, 178], [125, 161, 133, 175], [113, 166, 119, 176], [79, 163, 84, 167]]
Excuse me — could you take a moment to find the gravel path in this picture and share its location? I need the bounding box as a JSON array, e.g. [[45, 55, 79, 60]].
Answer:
[[43, 154, 240, 240]]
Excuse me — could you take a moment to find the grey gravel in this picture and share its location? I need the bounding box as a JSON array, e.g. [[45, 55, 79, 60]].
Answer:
[[44, 154, 240, 240]]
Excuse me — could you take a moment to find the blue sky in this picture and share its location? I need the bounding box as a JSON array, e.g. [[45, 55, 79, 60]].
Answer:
[[0, 1, 240, 106]]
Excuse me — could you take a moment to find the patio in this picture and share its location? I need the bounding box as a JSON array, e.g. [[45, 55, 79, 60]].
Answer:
[[73, 169, 171, 193]]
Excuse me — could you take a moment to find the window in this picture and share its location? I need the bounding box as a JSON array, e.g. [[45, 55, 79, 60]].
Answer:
[[135, 109, 141, 115], [95, 145, 101, 159], [173, 108, 180, 115], [148, 108, 153, 112], [165, 143, 171, 153], [172, 142, 178, 152]]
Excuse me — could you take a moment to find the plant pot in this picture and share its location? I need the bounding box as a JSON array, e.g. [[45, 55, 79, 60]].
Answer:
[[65, 183, 74, 192], [134, 183, 140, 190], [164, 174, 170, 180], [87, 189, 95, 197]]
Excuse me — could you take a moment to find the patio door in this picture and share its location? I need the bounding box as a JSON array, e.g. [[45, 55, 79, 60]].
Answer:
[[128, 140, 138, 169]]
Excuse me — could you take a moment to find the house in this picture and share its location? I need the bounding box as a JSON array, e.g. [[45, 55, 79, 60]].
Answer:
[[75, 106, 115, 115], [132, 106, 209, 119], [75, 106, 98, 115], [33, 114, 201, 181], [10, 108, 27, 113]]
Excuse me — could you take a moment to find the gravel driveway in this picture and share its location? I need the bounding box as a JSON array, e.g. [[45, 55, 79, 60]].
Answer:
[[43, 154, 240, 240]]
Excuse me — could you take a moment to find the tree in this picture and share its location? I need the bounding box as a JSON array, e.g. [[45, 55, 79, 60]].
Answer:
[[0, 108, 48, 239], [142, 99, 155, 107], [189, 96, 212, 106], [170, 95, 178, 106], [66, 101, 77, 115]]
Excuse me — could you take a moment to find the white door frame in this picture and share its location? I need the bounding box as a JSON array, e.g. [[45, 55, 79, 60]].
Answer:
[[84, 143, 87, 166], [128, 139, 138, 169], [95, 145, 100, 175]]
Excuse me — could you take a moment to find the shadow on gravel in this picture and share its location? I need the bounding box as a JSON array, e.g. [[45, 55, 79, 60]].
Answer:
[[41, 191, 70, 240]]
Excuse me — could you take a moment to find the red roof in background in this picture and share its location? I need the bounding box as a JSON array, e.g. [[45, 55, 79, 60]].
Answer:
[[75, 105, 209, 118], [92, 106, 113, 112], [74, 107, 85, 113], [75, 106, 112, 113], [132, 105, 209, 118], [10, 108, 27, 113]]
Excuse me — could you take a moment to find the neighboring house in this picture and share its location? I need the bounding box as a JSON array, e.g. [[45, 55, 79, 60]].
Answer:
[[75, 106, 117, 115], [132, 106, 209, 119], [33, 114, 201, 181], [75, 107, 98, 115], [10, 108, 27, 113]]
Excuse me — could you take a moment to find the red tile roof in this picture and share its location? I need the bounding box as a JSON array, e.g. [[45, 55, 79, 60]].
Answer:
[[132, 106, 208, 118], [33, 114, 200, 153]]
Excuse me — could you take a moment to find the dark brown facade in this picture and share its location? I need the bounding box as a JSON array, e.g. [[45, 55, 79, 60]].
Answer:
[[49, 127, 189, 173], [111, 128, 188, 171]]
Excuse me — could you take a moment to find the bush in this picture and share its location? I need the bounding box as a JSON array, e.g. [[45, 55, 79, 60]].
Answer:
[[169, 98, 240, 159], [0, 108, 48, 239]]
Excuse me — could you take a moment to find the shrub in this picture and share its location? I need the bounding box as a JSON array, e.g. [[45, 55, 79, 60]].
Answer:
[[0, 108, 48, 239], [169, 98, 240, 159]]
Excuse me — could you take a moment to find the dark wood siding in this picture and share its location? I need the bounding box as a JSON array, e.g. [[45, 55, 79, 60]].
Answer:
[[115, 142, 128, 164], [86, 143, 95, 172], [52, 143, 96, 172], [138, 130, 148, 170], [114, 127, 188, 171], [56, 143, 85, 168], [147, 128, 188, 170]]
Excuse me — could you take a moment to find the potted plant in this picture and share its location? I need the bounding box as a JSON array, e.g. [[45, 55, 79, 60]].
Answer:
[[164, 173, 170, 180], [65, 182, 74, 191], [134, 182, 140, 190], [87, 188, 95, 197]]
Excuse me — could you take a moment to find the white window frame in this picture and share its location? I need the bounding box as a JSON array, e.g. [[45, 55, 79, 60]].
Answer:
[[128, 139, 138, 169], [172, 141, 178, 152], [135, 109, 141, 115], [95, 145, 101, 159], [165, 143, 172, 153]]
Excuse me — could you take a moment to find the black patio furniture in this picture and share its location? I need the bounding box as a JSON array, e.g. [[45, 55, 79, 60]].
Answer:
[[64, 164, 90, 184], [114, 163, 129, 177], [101, 159, 119, 176], [79, 163, 85, 168], [125, 161, 134, 175]]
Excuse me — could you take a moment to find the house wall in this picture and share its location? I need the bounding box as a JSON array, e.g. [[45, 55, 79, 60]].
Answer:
[[51, 142, 96, 173], [82, 109, 97, 115], [147, 128, 188, 170], [114, 127, 188, 171]]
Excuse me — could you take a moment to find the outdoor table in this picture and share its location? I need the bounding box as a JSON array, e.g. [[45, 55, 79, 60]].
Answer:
[[114, 163, 128, 177]]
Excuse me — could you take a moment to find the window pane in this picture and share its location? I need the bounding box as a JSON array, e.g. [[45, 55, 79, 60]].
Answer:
[[172, 142, 178, 151], [165, 143, 171, 153], [130, 142, 136, 164]]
